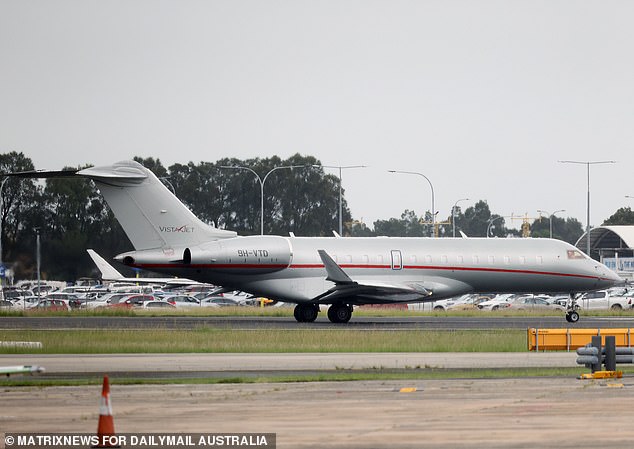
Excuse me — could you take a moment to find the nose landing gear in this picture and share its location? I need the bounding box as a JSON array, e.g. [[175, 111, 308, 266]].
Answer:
[[565, 294, 580, 323]]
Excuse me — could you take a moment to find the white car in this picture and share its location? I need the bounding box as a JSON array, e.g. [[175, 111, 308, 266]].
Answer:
[[477, 294, 516, 311], [577, 290, 633, 310], [140, 300, 176, 309], [162, 295, 201, 308]]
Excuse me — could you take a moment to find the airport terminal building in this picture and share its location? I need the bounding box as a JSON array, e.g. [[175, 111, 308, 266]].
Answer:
[[576, 225, 634, 280]]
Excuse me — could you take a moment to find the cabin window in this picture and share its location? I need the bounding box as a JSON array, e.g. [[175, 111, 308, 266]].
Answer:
[[504, 256, 510, 265], [472, 255, 480, 264], [377, 255, 384, 264], [441, 255, 448, 264], [362, 255, 369, 264], [536, 256, 543, 264], [488, 255, 495, 265], [344, 255, 352, 264], [456, 255, 464, 264], [425, 255, 432, 264], [409, 255, 417, 264], [519, 256, 526, 265]]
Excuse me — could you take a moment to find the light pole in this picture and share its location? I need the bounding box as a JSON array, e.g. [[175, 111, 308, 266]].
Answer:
[[452, 198, 469, 238], [537, 209, 565, 239], [315, 165, 366, 235], [558, 160, 616, 256], [220, 164, 309, 235], [486, 216, 505, 238], [35, 228, 41, 298], [389, 170, 435, 237], [0, 177, 8, 287]]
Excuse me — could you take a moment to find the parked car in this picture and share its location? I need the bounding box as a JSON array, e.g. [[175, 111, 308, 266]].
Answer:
[[32, 299, 72, 311], [0, 299, 15, 309], [85, 292, 134, 309], [507, 296, 565, 311], [200, 296, 242, 307], [162, 295, 201, 307], [476, 294, 516, 311], [108, 294, 158, 308], [140, 300, 176, 309], [577, 290, 633, 310]]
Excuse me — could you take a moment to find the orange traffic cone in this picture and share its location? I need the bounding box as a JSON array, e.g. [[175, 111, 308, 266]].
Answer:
[[93, 375, 120, 448]]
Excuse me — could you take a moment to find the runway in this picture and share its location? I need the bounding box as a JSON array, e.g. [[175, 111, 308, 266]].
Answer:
[[1, 314, 633, 330]]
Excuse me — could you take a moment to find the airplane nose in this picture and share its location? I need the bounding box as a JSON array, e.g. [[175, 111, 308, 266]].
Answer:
[[598, 265, 623, 287]]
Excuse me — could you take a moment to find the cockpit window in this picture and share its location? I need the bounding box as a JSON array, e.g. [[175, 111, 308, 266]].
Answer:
[[567, 250, 586, 260]]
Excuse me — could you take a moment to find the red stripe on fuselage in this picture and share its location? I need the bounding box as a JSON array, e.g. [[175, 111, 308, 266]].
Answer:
[[131, 262, 601, 281]]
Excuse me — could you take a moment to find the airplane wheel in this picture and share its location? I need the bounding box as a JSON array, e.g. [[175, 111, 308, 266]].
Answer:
[[565, 311, 579, 323], [294, 304, 319, 323], [327, 303, 353, 324]]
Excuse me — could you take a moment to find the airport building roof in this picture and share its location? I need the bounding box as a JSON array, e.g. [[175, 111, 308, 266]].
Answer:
[[575, 225, 634, 261]]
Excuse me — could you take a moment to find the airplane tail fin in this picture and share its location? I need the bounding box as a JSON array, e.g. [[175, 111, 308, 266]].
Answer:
[[78, 161, 236, 251], [87, 249, 124, 281]]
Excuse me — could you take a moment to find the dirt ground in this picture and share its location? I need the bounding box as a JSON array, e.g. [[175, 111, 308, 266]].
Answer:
[[2, 377, 634, 448]]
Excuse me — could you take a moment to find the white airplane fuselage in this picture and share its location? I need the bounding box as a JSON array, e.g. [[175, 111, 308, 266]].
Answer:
[[118, 234, 620, 304]]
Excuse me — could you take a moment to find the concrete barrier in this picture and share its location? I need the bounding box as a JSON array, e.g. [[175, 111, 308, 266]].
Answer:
[[528, 328, 634, 351]]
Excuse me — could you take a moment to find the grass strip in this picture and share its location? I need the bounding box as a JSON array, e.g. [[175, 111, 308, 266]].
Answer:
[[0, 328, 526, 353]]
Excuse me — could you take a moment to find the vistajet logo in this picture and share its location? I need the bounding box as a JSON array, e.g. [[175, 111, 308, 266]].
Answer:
[[159, 225, 194, 233]]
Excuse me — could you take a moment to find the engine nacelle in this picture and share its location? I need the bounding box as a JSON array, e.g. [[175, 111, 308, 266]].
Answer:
[[185, 235, 292, 274]]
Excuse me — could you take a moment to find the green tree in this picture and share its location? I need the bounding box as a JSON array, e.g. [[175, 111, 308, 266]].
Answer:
[[0, 152, 44, 278], [373, 210, 428, 237], [603, 207, 634, 226], [459, 200, 506, 237]]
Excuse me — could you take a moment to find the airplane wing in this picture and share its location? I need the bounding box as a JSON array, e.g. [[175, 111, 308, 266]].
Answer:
[[312, 250, 454, 304]]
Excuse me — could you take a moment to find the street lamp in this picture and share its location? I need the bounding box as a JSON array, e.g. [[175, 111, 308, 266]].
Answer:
[[558, 160, 616, 256], [0, 177, 8, 288], [389, 170, 435, 237], [486, 216, 505, 238], [537, 209, 565, 239], [220, 164, 309, 235], [452, 198, 469, 238], [315, 165, 366, 235]]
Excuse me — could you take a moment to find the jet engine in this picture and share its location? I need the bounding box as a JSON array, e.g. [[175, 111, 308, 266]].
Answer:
[[183, 235, 293, 274]]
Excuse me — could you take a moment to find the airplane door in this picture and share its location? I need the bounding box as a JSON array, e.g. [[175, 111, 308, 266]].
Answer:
[[391, 250, 403, 270]]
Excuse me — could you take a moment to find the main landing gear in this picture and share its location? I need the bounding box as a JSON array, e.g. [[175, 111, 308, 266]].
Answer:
[[293, 303, 354, 323], [565, 294, 580, 323]]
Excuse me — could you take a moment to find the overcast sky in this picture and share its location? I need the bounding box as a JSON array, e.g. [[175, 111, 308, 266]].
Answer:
[[1, 1, 633, 232]]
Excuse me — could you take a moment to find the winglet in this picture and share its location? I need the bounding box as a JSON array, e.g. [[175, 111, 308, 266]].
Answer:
[[87, 249, 124, 281], [318, 250, 355, 284]]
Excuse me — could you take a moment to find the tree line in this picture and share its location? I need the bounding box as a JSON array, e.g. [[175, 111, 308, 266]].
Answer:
[[1, 151, 633, 282]]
